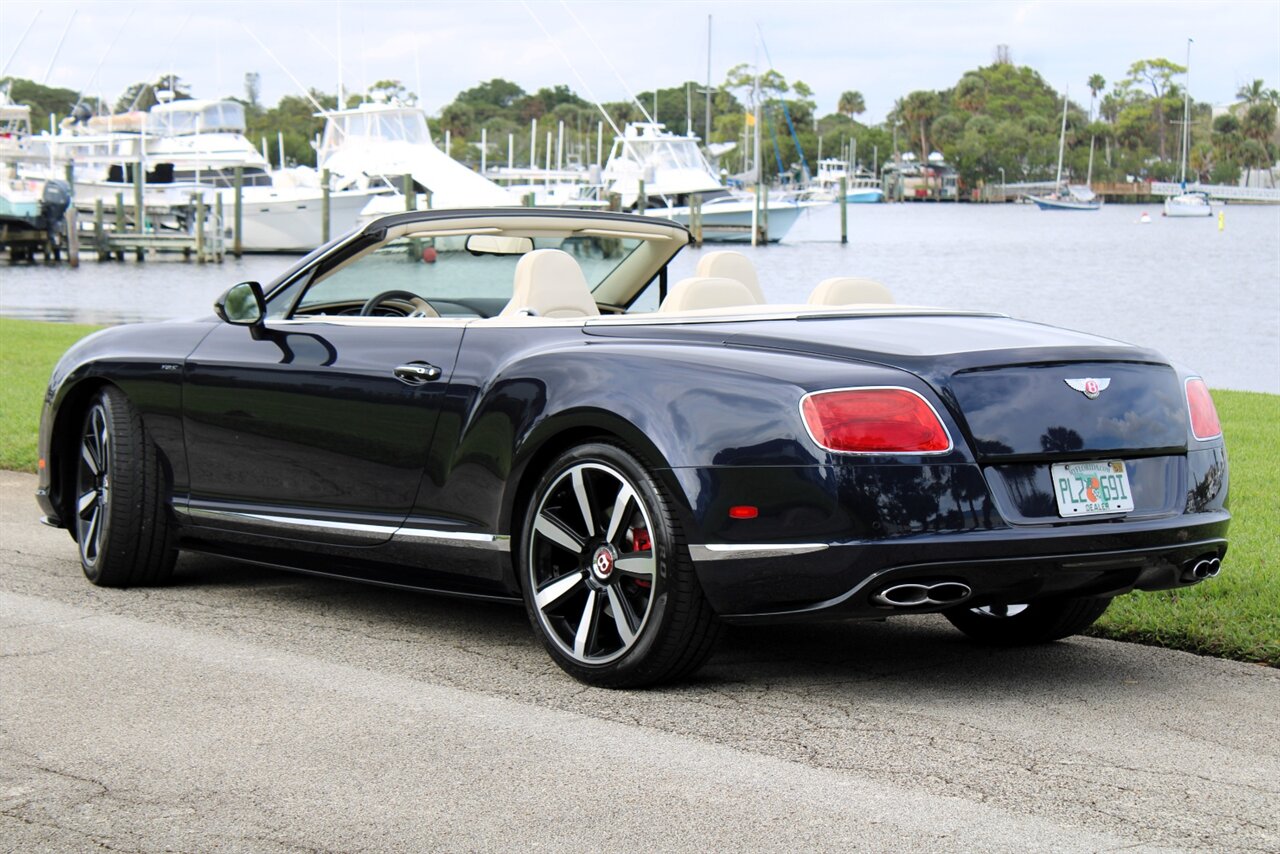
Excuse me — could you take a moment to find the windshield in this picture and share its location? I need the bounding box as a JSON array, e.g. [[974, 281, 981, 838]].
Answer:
[[320, 109, 430, 153], [148, 102, 246, 136], [284, 233, 646, 318]]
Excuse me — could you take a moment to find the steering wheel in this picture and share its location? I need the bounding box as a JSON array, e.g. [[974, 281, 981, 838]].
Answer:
[[359, 290, 440, 318]]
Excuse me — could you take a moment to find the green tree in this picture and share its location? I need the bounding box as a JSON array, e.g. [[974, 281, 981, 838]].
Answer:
[[1118, 58, 1184, 160]]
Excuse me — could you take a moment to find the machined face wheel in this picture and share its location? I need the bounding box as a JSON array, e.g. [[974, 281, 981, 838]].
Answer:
[[527, 461, 658, 666], [75, 402, 112, 568], [969, 604, 1029, 618]]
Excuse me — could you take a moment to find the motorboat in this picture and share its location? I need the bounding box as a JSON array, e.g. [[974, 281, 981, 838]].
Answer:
[[26, 98, 384, 251], [798, 158, 884, 203], [317, 101, 517, 213], [594, 122, 819, 242]]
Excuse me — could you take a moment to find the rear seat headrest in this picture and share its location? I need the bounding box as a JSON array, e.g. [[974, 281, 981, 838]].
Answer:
[[808, 277, 895, 305], [659, 277, 759, 313], [694, 251, 765, 303]]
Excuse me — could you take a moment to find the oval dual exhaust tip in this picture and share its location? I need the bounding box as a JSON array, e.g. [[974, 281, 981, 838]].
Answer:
[[1183, 556, 1222, 583], [873, 581, 973, 608]]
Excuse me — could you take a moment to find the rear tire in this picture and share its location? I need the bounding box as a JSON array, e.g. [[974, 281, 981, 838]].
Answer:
[[944, 596, 1113, 646], [519, 442, 720, 688], [74, 386, 177, 587]]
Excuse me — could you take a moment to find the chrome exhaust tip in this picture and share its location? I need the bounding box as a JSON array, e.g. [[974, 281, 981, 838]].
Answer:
[[873, 581, 973, 608], [1182, 556, 1222, 583]]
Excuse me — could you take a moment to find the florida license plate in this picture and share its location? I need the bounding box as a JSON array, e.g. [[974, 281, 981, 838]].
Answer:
[[1051, 460, 1134, 517]]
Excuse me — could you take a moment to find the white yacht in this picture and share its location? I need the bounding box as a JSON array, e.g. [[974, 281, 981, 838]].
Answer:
[[29, 98, 382, 251], [596, 122, 816, 242]]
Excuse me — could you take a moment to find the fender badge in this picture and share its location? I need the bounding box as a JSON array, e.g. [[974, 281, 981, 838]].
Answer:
[[1064, 377, 1111, 399]]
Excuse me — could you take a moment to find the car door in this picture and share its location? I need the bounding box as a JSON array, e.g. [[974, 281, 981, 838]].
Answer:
[[182, 319, 463, 545], [181, 234, 467, 546]]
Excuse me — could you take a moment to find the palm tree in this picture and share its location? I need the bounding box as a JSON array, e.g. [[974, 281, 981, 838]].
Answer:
[[837, 90, 865, 120], [1087, 74, 1106, 120], [1236, 79, 1268, 105]]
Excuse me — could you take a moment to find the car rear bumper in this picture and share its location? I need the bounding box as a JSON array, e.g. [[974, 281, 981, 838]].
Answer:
[[690, 510, 1230, 623]]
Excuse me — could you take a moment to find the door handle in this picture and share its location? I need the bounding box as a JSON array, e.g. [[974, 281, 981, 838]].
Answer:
[[393, 362, 443, 384]]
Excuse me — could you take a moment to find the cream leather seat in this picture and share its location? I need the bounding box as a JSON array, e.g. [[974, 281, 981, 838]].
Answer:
[[694, 251, 765, 303], [658, 277, 759, 313], [808, 277, 895, 306], [500, 249, 600, 318]]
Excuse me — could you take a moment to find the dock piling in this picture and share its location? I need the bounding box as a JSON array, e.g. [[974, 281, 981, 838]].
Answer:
[[94, 198, 104, 261], [233, 166, 243, 257], [321, 168, 330, 244], [403, 174, 416, 211], [195, 192, 206, 263], [839, 176, 848, 244]]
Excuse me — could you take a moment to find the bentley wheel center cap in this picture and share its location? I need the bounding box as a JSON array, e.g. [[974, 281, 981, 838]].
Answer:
[[590, 545, 617, 581]]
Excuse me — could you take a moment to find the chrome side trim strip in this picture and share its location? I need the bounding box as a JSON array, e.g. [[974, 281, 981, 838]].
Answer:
[[392, 528, 511, 552], [187, 507, 509, 550], [688, 543, 830, 562]]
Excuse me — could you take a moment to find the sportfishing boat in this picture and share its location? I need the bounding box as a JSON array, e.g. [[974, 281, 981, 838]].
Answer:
[[1164, 40, 1213, 218], [593, 122, 817, 242], [316, 101, 516, 214], [1031, 89, 1101, 212], [797, 158, 884, 203]]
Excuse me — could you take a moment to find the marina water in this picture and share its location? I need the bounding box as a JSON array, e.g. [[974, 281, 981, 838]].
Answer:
[[1, 202, 1276, 394]]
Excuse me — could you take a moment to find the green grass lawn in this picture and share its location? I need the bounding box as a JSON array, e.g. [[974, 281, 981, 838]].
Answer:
[[1, 317, 1276, 665], [1090, 390, 1280, 666], [0, 318, 103, 471]]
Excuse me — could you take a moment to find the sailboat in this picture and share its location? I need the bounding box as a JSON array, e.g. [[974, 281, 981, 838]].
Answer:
[[1031, 88, 1101, 211], [1165, 39, 1214, 218]]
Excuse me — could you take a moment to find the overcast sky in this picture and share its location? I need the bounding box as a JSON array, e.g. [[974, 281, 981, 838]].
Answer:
[[3, 0, 1278, 124]]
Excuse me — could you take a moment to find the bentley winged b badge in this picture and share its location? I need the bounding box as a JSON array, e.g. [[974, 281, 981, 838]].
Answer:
[[1065, 377, 1111, 399]]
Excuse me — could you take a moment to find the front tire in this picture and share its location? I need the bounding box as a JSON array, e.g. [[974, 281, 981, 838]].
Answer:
[[519, 443, 719, 687], [944, 596, 1113, 646], [74, 386, 177, 587]]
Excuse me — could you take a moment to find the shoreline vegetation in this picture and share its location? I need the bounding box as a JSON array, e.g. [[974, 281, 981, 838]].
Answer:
[[3, 57, 1276, 194], [0, 317, 1274, 667]]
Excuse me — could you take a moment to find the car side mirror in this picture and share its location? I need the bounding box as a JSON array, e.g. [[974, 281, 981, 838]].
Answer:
[[215, 281, 266, 326]]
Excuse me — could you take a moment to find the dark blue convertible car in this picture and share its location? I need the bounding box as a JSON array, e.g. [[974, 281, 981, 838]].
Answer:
[[36, 209, 1229, 686]]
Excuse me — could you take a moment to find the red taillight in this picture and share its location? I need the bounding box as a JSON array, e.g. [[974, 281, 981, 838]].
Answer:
[[728, 505, 758, 519], [1185, 378, 1222, 440], [801, 387, 952, 454]]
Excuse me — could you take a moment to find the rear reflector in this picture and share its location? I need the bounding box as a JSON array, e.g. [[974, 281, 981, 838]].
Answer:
[[801, 387, 952, 454], [1185, 378, 1222, 440], [728, 505, 758, 519]]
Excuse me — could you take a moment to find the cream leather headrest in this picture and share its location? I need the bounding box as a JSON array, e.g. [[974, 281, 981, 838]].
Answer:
[[501, 248, 600, 318], [808, 277, 895, 305], [694, 251, 765, 303], [659, 277, 759, 313]]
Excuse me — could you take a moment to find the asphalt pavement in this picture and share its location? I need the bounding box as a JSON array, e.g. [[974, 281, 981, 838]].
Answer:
[[2, 470, 1277, 853]]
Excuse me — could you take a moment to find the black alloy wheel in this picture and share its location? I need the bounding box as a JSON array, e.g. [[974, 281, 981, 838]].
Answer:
[[74, 387, 176, 587], [520, 442, 719, 687]]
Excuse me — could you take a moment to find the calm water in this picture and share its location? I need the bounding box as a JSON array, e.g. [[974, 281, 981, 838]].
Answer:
[[2, 202, 1277, 393]]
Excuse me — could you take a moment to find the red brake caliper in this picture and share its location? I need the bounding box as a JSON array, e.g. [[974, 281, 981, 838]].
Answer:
[[628, 527, 652, 588]]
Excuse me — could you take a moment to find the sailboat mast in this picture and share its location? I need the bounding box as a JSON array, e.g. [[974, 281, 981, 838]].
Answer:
[[1181, 38, 1192, 185], [1054, 87, 1068, 188]]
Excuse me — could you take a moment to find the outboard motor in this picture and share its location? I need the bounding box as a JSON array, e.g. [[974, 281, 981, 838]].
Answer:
[[38, 179, 73, 261]]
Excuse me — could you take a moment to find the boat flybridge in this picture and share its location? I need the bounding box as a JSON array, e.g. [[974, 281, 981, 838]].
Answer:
[[598, 122, 818, 242], [317, 102, 516, 211]]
